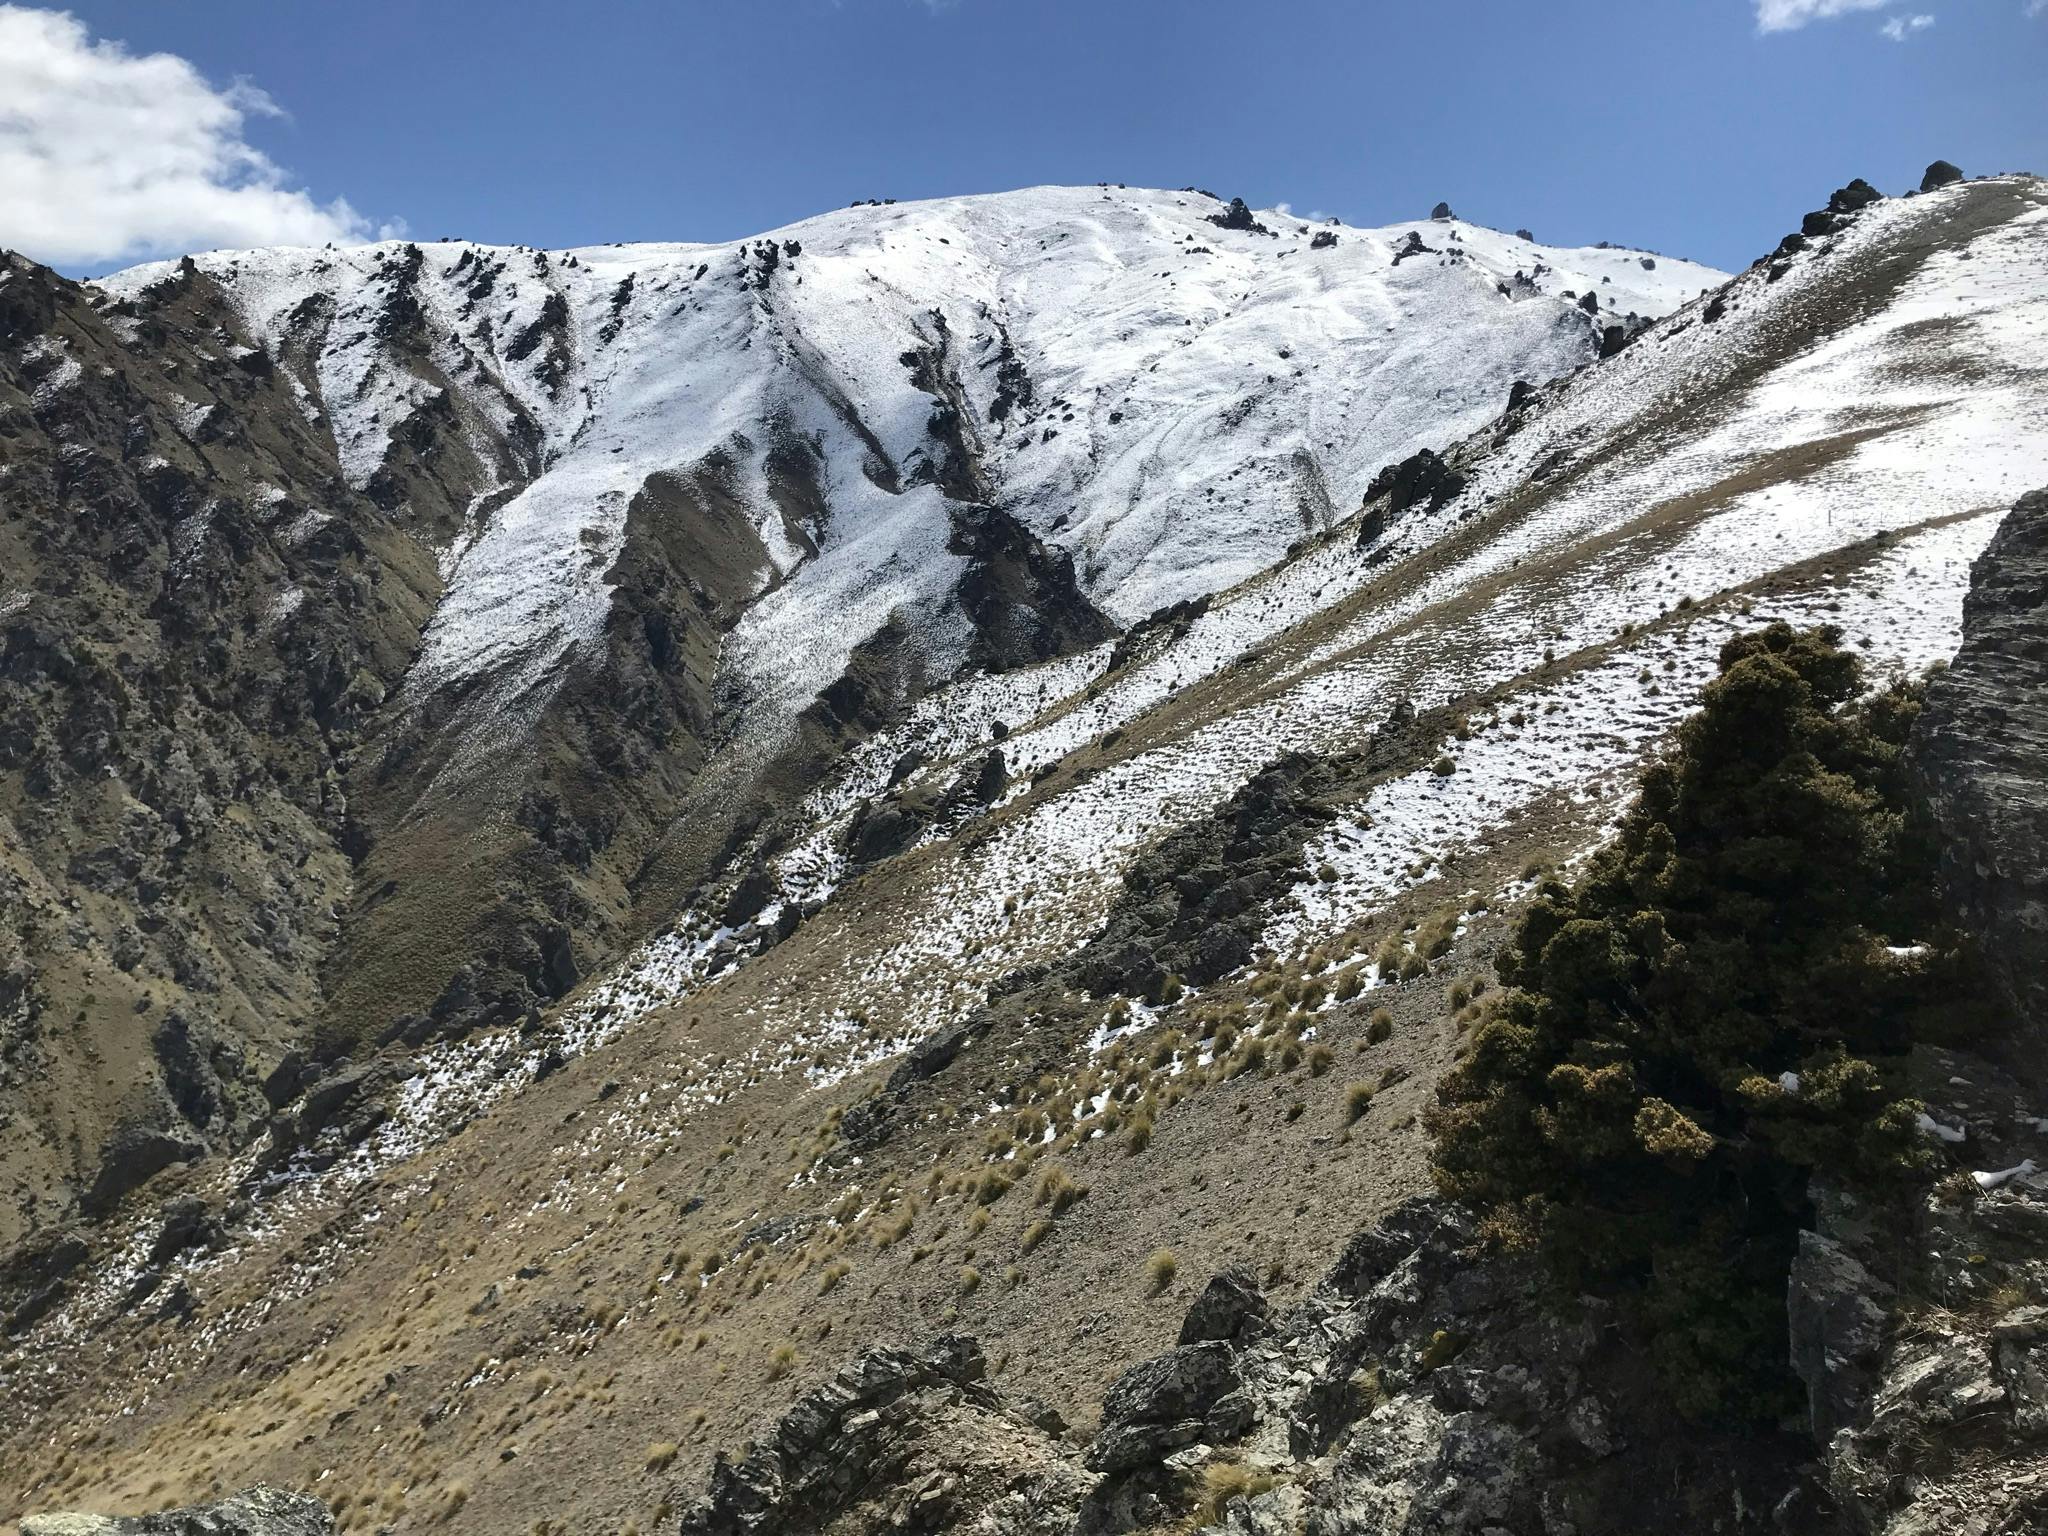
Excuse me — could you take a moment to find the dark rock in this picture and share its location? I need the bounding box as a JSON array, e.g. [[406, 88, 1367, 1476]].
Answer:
[[1430, 202, 1455, 221], [1087, 1340, 1241, 1470], [1799, 178, 1884, 241], [1179, 1267, 1271, 1345], [84, 1123, 203, 1214], [1921, 160, 1964, 193], [677, 1334, 1083, 1535], [0, 1226, 90, 1333], [1787, 1230, 1890, 1440], [970, 749, 1009, 805], [261, 1050, 308, 1109], [146, 1193, 219, 1267], [722, 866, 777, 928], [1353, 447, 1466, 550], [847, 801, 920, 864], [1207, 198, 1272, 236], [1391, 231, 1434, 266], [947, 503, 1117, 673]]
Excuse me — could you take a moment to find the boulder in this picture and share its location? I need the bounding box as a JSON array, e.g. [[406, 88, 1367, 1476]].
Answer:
[[1087, 1340, 1242, 1471], [1178, 1267, 1271, 1346], [1430, 202, 1455, 221], [0, 1225, 89, 1333], [1207, 198, 1272, 236], [1920, 159, 1964, 192], [1353, 447, 1466, 548]]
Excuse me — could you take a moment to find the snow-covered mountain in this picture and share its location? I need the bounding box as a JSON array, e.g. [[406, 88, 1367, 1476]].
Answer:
[[101, 187, 1721, 773], [6, 168, 2048, 1534]]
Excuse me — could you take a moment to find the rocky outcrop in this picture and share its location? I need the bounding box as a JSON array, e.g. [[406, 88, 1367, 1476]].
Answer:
[[1085, 1340, 1248, 1471], [1354, 447, 1467, 552], [1391, 231, 1436, 267], [1207, 198, 1273, 236], [1921, 160, 1964, 193], [1911, 488, 2048, 1087], [1070, 753, 1342, 999], [676, 1335, 1086, 1536], [947, 503, 1119, 674], [1800, 178, 1884, 240], [0, 248, 440, 1238], [700, 1046, 2048, 1534], [21, 1487, 333, 1536], [1797, 1049, 2048, 1534]]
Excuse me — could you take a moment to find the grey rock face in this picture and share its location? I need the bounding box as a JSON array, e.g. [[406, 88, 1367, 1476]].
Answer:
[[1912, 488, 2048, 1086], [1789, 1229, 1891, 1440], [1807, 1047, 2048, 1534], [1179, 1267, 1272, 1346], [678, 1334, 1085, 1536], [21, 1487, 333, 1536], [1087, 1339, 1243, 1471]]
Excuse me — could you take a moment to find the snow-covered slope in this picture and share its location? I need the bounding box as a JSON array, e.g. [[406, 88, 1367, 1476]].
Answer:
[[99, 187, 1721, 759]]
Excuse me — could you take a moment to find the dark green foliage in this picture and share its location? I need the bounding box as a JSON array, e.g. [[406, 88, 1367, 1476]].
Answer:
[[1428, 624, 1989, 1421]]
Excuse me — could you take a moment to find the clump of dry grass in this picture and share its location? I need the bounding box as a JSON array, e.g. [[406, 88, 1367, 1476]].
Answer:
[[1035, 1165, 1088, 1215], [644, 1442, 678, 1472], [1146, 1248, 1179, 1295], [1344, 1081, 1376, 1123], [1196, 1460, 1280, 1522], [766, 1343, 798, 1380]]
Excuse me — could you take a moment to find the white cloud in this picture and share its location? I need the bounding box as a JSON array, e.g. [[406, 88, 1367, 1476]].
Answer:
[[1754, 0, 1890, 31], [0, 5, 380, 267], [1880, 11, 1935, 35], [2027, 0, 2045, 18]]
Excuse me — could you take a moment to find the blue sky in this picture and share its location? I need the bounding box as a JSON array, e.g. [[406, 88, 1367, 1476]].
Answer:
[[2, 0, 2043, 273]]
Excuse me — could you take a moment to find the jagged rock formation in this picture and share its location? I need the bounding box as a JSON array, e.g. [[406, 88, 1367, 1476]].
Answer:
[[1353, 447, 1468, 552], [1791, 1047, 2048, 1534], [1912, 488, 2048, 1086], [676, 1335, 1086, 1536], [21, 1488, 333, 1536]]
